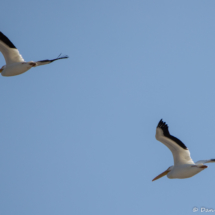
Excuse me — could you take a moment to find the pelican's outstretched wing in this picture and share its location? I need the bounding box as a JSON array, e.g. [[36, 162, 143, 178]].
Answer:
[[195, 159, 215, 165], [0, 32, 24, 64], [35, 55, 69, 66], [155, 119, 194, 165]]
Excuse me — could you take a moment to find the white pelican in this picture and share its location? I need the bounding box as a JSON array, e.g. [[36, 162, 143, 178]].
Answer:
[[152, 119, 215, 181], [0, 32, 68, 76]]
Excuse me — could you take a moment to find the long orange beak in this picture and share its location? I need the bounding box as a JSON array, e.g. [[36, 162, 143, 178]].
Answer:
[[152, 169, 170, 181]]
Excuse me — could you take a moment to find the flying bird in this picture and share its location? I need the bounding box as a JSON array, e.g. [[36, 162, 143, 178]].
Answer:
[[0, 32, 68, 76], [152, 119, 215, 181]]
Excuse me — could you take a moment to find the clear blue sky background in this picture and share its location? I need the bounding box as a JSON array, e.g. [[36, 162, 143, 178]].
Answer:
[[1, 1, 215, 215]]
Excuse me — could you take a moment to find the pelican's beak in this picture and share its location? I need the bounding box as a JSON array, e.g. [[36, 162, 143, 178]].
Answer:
[[0, 68, 3, 73], [152, 169, 171, 181]]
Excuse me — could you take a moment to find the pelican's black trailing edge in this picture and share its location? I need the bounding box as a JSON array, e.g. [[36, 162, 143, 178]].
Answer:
[[157, 119, 188, 150], [0, 32, 17, 49]]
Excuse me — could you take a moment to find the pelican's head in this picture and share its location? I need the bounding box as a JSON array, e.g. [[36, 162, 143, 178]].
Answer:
[[152, 166, 173, 182]]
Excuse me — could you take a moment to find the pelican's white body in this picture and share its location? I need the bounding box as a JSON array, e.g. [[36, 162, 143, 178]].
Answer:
[[167, 164, 205, 179], [1, 62, 33, 76]]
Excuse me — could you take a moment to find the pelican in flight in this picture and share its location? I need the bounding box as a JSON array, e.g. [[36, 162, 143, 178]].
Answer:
[[152, 119, 215, 181], [0, 32, 68, 76]]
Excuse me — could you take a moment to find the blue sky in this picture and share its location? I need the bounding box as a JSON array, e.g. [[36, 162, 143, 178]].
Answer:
[[1, 1, 215, 214]]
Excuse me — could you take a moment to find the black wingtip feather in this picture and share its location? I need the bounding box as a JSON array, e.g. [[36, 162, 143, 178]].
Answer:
[[0, 32, 17, 49], [38, 55, 69, 63], [157, 119, 188, 150], [51, 55, 69, 62], [157, 119, 170, 135]]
